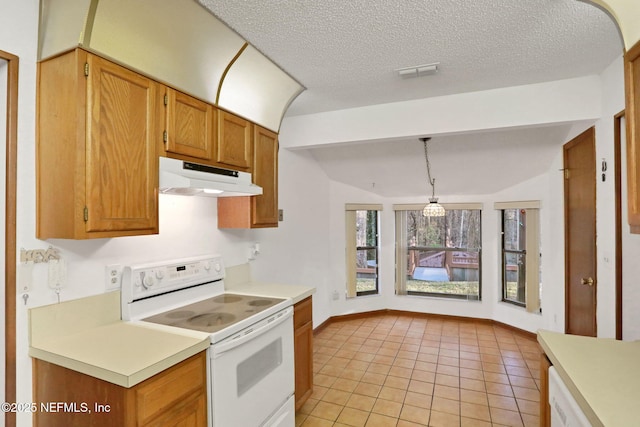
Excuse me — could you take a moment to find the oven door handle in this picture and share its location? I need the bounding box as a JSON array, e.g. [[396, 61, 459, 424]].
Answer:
[[212, 307, 293, 357]]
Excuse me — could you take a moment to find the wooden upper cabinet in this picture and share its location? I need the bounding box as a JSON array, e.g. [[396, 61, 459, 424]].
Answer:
[[37, 49, 159, 239], [217, 125, 279, 229], [216, 110, 253, 171], [253, 126, 279, 227], [625, 40, 640, 233], [164, 87, 215, 161]]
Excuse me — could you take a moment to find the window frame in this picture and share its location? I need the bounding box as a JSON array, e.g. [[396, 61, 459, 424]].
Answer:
[[345, 204, 382, 298], [495, 201, 541, 313], [394, 203, 483, 301], [501, 209, 527, 307]]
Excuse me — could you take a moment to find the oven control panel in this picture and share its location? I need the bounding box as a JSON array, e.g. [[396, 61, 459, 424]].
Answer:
[[122, 255, 224, 302]]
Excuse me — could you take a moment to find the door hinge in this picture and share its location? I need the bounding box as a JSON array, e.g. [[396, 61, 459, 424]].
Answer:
[[164, 94, 168, 106], [163, 130, 168, 143], [84, 63, 89, 77], [83, 206, 88, 222]]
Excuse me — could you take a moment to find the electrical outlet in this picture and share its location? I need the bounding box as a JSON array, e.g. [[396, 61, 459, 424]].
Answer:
[[105, 264, 123, 291], [48, 259, 67, 289]]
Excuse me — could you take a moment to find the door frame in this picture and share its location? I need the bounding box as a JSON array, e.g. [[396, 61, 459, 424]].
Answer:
[[1, 49, 18, 427], [615, 111, 624, 339]]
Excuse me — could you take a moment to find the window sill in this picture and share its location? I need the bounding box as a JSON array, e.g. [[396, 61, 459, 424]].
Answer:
[[400, 293, 482, 303], [498, 300, 542, 315]]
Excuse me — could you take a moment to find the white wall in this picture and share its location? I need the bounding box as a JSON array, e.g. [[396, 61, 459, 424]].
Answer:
[[2, 1, 38, 425], [280, 75, 602, 150], [322, 170, 566, 335], [596, 55, 626, 337], [251, 148, 334, 326], [621, 121, 640, 339]]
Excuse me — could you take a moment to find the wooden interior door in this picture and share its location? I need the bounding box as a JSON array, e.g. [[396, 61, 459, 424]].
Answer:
[[564, 127, 597, 337]]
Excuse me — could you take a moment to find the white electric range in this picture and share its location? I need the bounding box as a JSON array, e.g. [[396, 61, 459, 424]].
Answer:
[[121, 254, 295, 427]]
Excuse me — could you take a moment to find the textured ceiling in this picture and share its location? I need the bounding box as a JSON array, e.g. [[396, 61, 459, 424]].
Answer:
[[196, 0, 622, 196], [198, 0, 622, 117]]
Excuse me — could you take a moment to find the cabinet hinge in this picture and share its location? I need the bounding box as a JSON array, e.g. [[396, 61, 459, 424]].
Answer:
[[163, 130, 168, 143], [164, 94, 168, 106], [84, 63, 89, 77], [83, 206, 88, 222]]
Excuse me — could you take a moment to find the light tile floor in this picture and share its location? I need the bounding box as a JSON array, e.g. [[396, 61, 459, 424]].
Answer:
[[296, 313, 541, 427]]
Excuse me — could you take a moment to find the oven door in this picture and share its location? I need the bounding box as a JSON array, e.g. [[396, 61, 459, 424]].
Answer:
[[209, 306, 294, 427]]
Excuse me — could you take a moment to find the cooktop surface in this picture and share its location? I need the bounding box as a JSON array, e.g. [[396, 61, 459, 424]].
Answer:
[[142, 293, 286, 333]]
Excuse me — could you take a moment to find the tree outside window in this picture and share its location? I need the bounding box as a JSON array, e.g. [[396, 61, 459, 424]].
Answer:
[[395, 206, 482, 300]]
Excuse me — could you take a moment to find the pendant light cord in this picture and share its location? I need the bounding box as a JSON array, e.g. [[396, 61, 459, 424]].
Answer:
[[421, 137, 436, 199]]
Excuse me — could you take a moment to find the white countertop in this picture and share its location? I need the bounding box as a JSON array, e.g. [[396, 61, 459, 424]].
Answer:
[[29, 272, 314, 388], [538, 330, 640, 427], [29, 291, 210, 388], [228, 282, 315, 305], [224, 263, 315, 305]]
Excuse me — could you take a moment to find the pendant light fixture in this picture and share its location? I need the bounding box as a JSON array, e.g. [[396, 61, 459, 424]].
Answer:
[[421, 137, 445, 217]]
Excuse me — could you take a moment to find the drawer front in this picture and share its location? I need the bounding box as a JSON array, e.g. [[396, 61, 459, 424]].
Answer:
[[135, 352, 206, 424], [294, 296, 312, 329]]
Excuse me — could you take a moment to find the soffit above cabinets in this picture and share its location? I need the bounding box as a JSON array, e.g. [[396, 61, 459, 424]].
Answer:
[[38, 0, 304, 132]]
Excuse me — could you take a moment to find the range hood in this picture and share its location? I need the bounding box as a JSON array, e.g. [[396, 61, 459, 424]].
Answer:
[[38, 0, 304, 132], [159, 157, 262, 197]]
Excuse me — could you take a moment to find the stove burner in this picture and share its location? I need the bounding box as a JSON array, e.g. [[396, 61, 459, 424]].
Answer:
[[189, 312, 236, 327], [166, 310, 196, 319], [212, 295, 243, 303], [248, 299, 273, 307]]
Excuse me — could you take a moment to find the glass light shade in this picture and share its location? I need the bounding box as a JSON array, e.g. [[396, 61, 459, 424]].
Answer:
[[423, 198, 445, 217]]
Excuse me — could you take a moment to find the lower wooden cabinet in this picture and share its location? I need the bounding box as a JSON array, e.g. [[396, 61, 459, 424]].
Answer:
[[33, 352, 207, 427], [540, 353, 552, 427], [294, 296, 313, 411]]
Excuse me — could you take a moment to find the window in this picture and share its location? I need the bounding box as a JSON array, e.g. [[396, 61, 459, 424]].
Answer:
[[394, 204, 482, 300], [496, 201, 541, 312], [346, 204, 382, 297]]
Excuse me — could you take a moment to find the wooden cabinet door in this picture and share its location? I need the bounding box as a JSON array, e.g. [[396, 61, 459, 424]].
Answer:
[[217, 110, 252, 170], [85, 55, 158, 234], [540, 354, 551, 427], [165, 88, 214, 160], [294, 297, 313, 410], [141, 394, 207, 427], [252, 126, 279, 227], [625, 40, 640, 233]]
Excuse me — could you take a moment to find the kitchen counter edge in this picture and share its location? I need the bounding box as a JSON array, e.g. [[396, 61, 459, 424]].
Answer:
[[29, 291, 210, 388], [537, 329, 640, 427]]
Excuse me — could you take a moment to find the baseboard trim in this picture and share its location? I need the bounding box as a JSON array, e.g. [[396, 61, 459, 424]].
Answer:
[[313, 309, 536, 341]]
